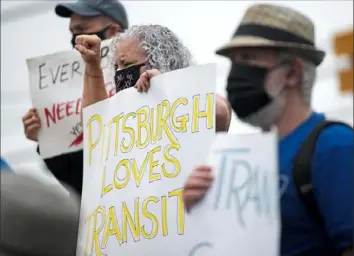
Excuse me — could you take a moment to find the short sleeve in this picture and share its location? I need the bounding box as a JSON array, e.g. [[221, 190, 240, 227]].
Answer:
[[312, 125, 354, 252]]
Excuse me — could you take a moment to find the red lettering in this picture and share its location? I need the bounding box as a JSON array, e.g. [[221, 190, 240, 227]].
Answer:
[[44, 98, 83, 128], [108, 88, 116, 98], [44, 104, 56, 128], [75, 98, 82, 115], [56, 102, 65, 121], [66, 100, 74, 116]]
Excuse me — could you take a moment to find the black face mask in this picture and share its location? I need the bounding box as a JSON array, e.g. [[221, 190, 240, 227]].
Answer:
[[226, 63, 274, 119], [114, 63, 145, 93], [71, 26, 110, 48]]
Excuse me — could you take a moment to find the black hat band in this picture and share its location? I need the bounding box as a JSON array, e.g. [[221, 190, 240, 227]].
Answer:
[[234, 23, 314, 46]]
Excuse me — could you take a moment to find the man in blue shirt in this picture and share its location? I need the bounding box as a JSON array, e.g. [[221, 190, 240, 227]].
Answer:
[[183, 4, 353, 256]]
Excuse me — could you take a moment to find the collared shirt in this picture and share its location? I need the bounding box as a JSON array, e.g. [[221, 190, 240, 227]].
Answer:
[[279, 112, 353, 256]]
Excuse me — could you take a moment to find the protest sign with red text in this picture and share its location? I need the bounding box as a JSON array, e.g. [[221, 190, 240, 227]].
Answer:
[[27, 39, 115, 159]]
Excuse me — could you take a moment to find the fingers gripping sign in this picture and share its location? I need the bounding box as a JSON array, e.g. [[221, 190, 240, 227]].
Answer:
[[22, 107, 41, 142], [183, 165, 214, 213], [74, 35, 102, 66], [135, 69, 162, 93]]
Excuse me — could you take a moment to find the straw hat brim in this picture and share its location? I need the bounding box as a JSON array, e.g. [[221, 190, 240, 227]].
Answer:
[[215, 35, 325, 66]]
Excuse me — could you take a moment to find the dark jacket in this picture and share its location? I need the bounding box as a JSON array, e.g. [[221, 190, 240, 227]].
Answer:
[[37, 146, 83, 196]]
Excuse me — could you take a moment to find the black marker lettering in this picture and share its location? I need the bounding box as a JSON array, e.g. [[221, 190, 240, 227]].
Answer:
[[72, 61, 82, 78], [50, 65, 61, 84], [60, 63, 69, 83], [39, 63, 48, 89]]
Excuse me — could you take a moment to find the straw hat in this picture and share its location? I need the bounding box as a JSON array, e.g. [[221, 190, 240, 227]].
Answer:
[[216, 4, 325, 66]]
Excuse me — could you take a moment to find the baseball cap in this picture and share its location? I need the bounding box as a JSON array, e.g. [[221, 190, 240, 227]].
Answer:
[[55, 0, 128, 30]]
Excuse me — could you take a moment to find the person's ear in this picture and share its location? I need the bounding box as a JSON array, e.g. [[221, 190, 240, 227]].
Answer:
[[106, 24, 121, 39], [285, 58, 302, 89]]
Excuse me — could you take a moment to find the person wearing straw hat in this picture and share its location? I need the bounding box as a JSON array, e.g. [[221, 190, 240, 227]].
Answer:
[[183, 3, 353, 256], [0, 172, 81, 256], [21, 0, 129, 197]]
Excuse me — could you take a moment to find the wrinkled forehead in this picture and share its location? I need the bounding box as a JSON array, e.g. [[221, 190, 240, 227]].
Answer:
[[115, 38, 146, 62]]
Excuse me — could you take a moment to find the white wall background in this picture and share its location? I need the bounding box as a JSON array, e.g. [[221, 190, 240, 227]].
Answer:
[[1, 0, 353, 183]]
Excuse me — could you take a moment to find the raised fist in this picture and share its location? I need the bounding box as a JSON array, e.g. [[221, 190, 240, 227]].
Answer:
[[75, 35, 101, 66]]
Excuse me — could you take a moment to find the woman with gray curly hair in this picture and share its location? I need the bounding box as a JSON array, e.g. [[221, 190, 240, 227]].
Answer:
[[75, 24, 231, 132]]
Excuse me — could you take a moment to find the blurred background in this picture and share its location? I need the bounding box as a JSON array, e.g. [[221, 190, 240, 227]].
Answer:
[[1, 0, 353, 185]]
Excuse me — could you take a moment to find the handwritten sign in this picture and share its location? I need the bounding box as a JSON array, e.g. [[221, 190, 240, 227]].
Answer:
[[185, 131, 280, 255], [26, 39, 115, 159], [76, 64, 217, 255]]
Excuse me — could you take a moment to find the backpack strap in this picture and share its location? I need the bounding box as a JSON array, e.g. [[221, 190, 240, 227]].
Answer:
[[292, 120, 353, 225]]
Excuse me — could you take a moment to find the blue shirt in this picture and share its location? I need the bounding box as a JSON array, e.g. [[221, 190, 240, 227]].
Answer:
[[279, 112, 353, 256]]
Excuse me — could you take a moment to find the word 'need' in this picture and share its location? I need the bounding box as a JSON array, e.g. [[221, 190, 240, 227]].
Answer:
[[44, 98, 82, 128], [43, 80, 114, 128]]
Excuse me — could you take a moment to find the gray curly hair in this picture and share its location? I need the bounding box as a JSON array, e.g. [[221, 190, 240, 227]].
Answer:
[[111, 24, 193, 73]]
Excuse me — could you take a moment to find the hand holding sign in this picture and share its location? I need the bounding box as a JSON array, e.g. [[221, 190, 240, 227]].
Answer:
[[22, 108, 41, 141], [135, 69, 161, 93], [183, 164, 214, 212], [74, 35, 101, 66], [184, 132, 280, 256]]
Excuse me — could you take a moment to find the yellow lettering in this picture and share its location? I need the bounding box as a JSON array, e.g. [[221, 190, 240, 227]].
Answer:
[[192, 93, 214, 133], [131, 151, 150, 187], [141, 196, 159, 239], [112, 113, 124, 156], [136, 106, 150, 149], [170, 97, 189, 132], [105, 120, 114, 161], [90, 206, 106, 255], [102, 206, 123, 248], [150, 107, 158, 144], [122, 198, 140, 242], [161, 143, 181, 178], [87, 114, 103, 166], [148, 146, 162, 183], [169, 189, 185, 234], [100, 124, 106, 163], [84, 212, 93, 256], [113, 159, 130, 189], [101, 166, 113, 197], [158, 100, 178, 145], [121, 112, 136, 153]]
